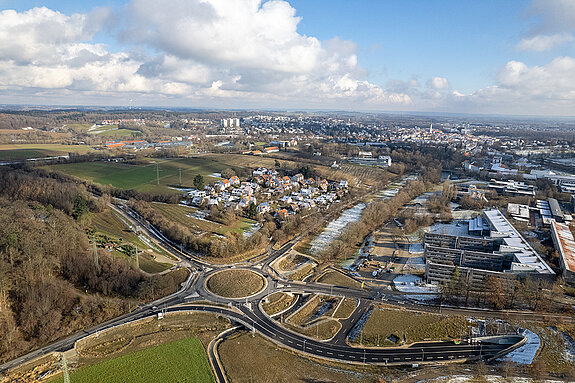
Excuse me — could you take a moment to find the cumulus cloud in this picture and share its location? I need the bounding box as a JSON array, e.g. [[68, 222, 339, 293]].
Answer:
[[427, 77, 449, 89], [516, 1, 575, 52], [516, 33, 574, 51], [0, 1, 414, 109], [460, 56, 575, 115]]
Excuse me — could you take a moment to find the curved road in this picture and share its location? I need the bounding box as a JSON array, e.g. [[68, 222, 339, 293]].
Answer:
[[0, 203, 530, 376]]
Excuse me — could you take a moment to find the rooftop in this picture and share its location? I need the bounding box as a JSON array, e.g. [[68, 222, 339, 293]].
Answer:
[[551, 221, 575, 273], [483, 209, 554, 274]]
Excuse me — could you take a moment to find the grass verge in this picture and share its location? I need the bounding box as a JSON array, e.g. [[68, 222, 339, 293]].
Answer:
[[262, 292, 296, 316], [357, 307, 470, 346], [316, 271, 362, 289]]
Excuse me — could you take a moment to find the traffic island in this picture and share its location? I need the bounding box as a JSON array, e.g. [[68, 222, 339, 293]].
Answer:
[[206, 269, 266, 299]]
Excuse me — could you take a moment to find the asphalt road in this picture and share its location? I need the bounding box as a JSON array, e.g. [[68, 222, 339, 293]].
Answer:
[[0, 203, 531, 375], [170, 304, 524, 366]]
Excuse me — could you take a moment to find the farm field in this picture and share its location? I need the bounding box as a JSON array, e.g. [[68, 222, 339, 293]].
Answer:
[[358, 307, 470, 346], [43, 157, 229, 194], [200, 153, 300, 170], [89, 125, 142, 138], [150, 202, 256, 235], [0, 143, 92, 160], [51, 337, 214, 383]]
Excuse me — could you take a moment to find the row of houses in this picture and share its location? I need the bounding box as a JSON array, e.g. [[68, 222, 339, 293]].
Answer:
[[185, 167, 349, 219]]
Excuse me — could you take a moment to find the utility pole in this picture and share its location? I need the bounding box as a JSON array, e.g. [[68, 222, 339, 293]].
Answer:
[[156, 163, 160, 185]]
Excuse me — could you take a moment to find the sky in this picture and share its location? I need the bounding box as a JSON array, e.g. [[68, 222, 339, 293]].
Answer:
[[0, 0, 575, 116]]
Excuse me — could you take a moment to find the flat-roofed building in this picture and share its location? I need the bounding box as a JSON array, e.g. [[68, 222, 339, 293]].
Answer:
[[550, 221, 575, 284], [548, 198, 564, 222], [424, 209, 554, 287]]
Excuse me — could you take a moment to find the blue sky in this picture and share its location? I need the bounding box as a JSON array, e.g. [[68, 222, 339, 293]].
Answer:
[[0, 0, 575, 115]]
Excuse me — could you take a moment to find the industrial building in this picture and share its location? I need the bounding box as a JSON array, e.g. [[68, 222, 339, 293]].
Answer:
[[424, 209, 554, 289], [487, 179, 535, 197], [550, 221, 575, 284]]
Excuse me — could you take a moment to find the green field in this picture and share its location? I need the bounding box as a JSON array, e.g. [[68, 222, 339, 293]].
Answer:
[[44, 157, 228, 194], [92, 127, 142, 138], [150, 202, 256, 235], [51, 337, 214, 383], [0, 144, 92, 160]]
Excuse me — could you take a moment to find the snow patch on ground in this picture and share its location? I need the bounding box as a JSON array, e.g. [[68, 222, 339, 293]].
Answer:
[[208, 172, 222, 178], [501, 328, 540, 365], [409, 243, 424, 254], [393, 274, 439, 294]]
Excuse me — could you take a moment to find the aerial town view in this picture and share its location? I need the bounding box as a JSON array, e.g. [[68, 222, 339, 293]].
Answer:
[[1, 1, 575, 382]]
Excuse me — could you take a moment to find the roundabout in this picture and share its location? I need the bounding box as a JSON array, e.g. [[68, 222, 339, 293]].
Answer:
[[205, 268, 267, 299]]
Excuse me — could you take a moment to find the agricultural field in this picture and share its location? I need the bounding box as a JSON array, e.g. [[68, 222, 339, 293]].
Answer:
[[317, 163, 391, 189], [206, 269, 265, 298], [51, 337, 213, 383], [43, 157, 228, 194], [0, 143, 92, 160], [219, 333, 377, 383], [89, 124, 142, 138], [358, 307, 470, 346], [200, 153, 300, 170], [150, 202, 256, 235]]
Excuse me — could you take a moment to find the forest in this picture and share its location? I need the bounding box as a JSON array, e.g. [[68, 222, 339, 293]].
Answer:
[[0, 167, 187, 363]]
